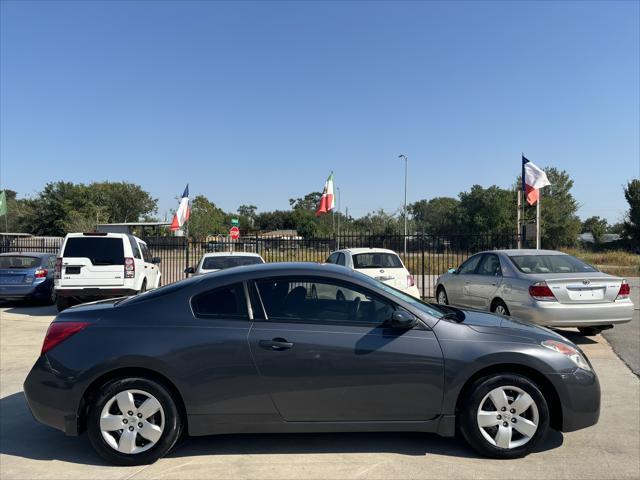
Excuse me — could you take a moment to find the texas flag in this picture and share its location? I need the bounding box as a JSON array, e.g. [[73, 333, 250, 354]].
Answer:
[[170, 184, 190, 231], [522, 156, 551, 205], [315, 172, 335, 217]]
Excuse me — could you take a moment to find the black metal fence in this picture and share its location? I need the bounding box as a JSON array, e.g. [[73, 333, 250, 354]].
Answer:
[[1, 233, 519, 299]]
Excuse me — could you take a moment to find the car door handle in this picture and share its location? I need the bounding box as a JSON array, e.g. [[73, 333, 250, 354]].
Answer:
[[259, 338, 294, 351]]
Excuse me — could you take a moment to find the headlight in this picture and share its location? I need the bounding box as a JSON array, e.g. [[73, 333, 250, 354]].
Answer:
[[541, 339, 591, 371]]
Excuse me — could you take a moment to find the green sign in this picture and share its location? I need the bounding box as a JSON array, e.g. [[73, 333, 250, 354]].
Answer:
[[231, 218, 239, 226]]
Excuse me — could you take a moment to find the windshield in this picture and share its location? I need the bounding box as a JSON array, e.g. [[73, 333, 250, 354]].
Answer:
[[508, 254, 598, 274], [63, 237, 124, 265], [0, 256, 41, 269], [352, 270, 446, 319], [353, 253, 403, 269], [202, 256, 263, 270]]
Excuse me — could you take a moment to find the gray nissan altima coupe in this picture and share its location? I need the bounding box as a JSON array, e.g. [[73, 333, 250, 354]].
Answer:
[[24, 263, 599, 465]]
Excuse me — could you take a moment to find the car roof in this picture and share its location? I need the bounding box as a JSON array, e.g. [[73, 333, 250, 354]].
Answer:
[[491, 249, 566, 257], [196, 261, 349, 278], [334, 248, 399, 256], [0, 252, 53, 258], [65, 232, 134, 239], [201, 252, 262, 258]]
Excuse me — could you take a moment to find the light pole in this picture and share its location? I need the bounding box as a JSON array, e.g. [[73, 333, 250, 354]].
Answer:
[[398, 154, 408, 257]]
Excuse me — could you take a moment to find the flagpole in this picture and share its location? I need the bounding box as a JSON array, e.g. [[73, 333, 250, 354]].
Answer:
[[336, 187, 341, 250], [536, 192, 541, 249], [516, 187, 521, 249]]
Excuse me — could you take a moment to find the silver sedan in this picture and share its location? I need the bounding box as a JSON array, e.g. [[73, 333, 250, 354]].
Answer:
[[435, 249, 634, 335]]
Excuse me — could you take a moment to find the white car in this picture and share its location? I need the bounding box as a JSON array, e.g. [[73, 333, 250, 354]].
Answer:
[[325, 248, 420, 298], [186, 252, 265, 275], [54, 232, 161, 311]]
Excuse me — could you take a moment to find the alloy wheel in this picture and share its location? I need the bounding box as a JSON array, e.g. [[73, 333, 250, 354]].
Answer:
[[495, 304, 507, 315], [100, 389, 165, 454], [437, 290, 447, 304], [476, 385, 539, 449]]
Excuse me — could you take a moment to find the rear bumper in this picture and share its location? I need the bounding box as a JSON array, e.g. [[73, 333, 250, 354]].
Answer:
[[23, 356, 82, 435], [547, 367, 600, 432], [55, 288, 137, 299], [0, 281, 51, 301], [510, 299, 634, 327]]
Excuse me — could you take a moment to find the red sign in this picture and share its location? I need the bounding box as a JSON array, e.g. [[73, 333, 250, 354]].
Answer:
[[229, 226, 240, 240]]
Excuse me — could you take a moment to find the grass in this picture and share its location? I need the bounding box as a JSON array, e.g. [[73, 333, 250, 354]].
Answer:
[[562, 248, 640, 277]]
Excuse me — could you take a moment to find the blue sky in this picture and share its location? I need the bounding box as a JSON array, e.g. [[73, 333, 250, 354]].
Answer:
[[1, 1, 638, 223]]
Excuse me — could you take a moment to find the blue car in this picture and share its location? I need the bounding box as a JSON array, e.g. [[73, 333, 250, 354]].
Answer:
[[0, 252, 57, 304]]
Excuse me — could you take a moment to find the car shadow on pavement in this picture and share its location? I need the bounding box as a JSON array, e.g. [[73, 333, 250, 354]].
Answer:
[[1, 302, 57, 317], [552, 329, 598, 345], [0, 391, 564, 465]]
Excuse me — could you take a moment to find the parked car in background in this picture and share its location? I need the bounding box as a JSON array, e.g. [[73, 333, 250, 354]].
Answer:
[[185, 252, 264, 275], [325, 248, 420, 298], [0, 252, 58, 304], [435, 249, 633, 335], [54, 232, 161, 311], [25, 262, 600, 465]]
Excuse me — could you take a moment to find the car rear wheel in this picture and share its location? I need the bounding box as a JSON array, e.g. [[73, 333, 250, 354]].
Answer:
[[56, 296, 71, 312], [139, 280, 147, 295], [436, 287, 448, 305], [48, 287, 57, 305], [87, 377, 182, 466], [491, 300, 510, 316], [458, 373, 549, 459]]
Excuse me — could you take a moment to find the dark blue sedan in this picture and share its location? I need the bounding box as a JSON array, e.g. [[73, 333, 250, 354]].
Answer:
[[0, 252, 57, 304]]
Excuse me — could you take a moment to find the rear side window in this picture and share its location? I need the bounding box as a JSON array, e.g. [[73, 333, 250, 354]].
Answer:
[[63, 237, 124, 265], [353, 253, 402, 269], [192, 283, 248, 319], [326, 253, 339, 264], [0, 256, 41, 269], [202, 256, 263, 270], [127, 235, 141, 259]]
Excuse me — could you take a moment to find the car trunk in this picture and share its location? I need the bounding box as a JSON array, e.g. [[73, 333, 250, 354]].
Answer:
[[59, 258, 125, 286], [0, 256, 42, 285], [0, 268, 33, 285], [539, 273, 623, 304]]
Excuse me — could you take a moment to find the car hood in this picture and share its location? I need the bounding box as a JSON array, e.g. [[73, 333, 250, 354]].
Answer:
[[442, 306, 570, 343]]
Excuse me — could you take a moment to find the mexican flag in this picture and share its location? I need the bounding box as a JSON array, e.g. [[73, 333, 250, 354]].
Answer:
[[315, 173, 335, 217]]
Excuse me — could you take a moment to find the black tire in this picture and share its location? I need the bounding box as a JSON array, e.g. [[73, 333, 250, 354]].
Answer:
[[47, 287, 57, 306], [138, 280, 147, 295], [87, 377, 182, 466], [491, 299, 510, 316], [578, 327, 602, 336], [458, 373, 549, 459], [56, 296, 71, 312], [436, 286, 448, 305]]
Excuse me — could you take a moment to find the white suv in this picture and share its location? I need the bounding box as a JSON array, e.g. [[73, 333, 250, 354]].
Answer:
[[325, 248, 420, 298], [54, 232, 161, 311]]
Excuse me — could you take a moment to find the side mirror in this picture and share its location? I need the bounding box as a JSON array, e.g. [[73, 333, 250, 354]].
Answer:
[[184, 266, 195, 275], [152, 256, 162, 264], [447, 268, 457, 274], [390, 310, 418, 329]]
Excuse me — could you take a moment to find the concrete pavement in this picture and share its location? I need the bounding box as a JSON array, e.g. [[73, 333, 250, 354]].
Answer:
[[602, 277, 639, 376], [1, 303, 639, 480]]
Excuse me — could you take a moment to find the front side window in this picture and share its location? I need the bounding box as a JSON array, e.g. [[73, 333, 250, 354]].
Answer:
[[255, 277, 394, 325], [191, 283, 248, 319], [458, 254, 482, 274], [477, 254, 502, 276], [353, 253, 402, 269], [139, 243, 152, 262], [336, 253, 346, 266]]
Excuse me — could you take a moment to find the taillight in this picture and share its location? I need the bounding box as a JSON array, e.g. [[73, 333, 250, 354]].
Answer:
[[407, 275, 415, 287], [616, 280, 631, 300], [34, 268, 48, 278], [124, 257, 135, 278], [54, 258, 62, 280], [529, 281, 556, 301], [41, 322, 89, 355]]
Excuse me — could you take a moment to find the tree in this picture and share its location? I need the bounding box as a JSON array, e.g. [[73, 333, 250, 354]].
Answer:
[[187, 195, 226, 240], [352, 209, 400, 234], [90, 182, 157, 223], [457, 185, 516, 236], [538, 168, 581, 249], [582, 216, 608, 243], [623, 179, 640, 248], [289, 192, 322, 211], [0, 189, 34, 233], [409, 197, 460, 235]]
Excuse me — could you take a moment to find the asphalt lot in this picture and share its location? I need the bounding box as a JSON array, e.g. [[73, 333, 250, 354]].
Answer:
[[602, 277, 640, 376], [1, 303, 639, 480]]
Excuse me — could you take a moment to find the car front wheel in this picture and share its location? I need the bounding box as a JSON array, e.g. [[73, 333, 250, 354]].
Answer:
[[87, 377, 182, 466], [458, 373, 549, 459], [436, 287, 448, 305]]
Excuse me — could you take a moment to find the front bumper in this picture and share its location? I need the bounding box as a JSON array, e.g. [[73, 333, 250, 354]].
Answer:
[[510, 299, 634, 327], [23, 356, 83, 435], [547, 367, 600, 432]]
